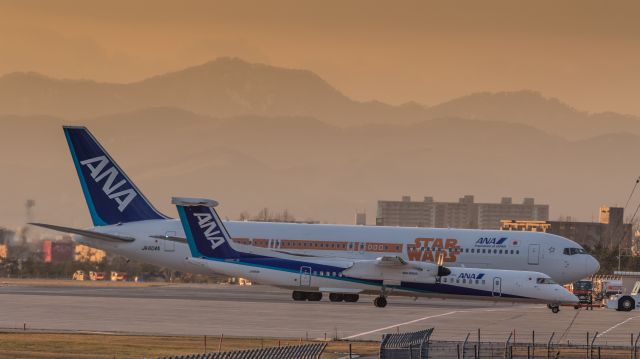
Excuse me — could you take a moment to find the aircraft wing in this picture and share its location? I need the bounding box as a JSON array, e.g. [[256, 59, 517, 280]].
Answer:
[[29, 223, 135, 242]]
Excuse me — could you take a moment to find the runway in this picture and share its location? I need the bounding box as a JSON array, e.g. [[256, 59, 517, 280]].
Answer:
[[1, 282, 638, 345]]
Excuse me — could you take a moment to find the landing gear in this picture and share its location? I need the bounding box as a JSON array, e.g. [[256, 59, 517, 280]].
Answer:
[[374, 296, 388, 308], [292, 291, 322, 301], [344, 294, 359, 302], [329, 293, 359, 303], [292, 291, 307, 301], [549, 304, 560, 314]]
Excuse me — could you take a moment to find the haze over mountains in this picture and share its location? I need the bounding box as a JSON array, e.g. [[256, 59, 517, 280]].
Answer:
[[1, 58, 638, 229]]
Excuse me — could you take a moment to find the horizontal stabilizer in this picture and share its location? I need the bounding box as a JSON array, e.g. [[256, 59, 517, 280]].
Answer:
[[149, 235, 187, 243], [29, 223, 135, 242]]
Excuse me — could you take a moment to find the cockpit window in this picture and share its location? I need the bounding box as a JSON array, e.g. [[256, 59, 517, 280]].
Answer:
[[563, 247, 586, 255], [536, 278, 556, 284]]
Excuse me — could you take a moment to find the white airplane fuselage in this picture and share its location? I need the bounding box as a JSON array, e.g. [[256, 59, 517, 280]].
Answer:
[[78, 218, 599, 285], [185, 256, 577, 305]]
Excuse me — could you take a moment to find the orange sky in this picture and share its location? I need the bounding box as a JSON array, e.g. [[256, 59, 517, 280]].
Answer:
[[2, 0, 640, 114]]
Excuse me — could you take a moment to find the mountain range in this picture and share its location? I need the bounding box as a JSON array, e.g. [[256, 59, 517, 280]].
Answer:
[[2, 57, 639, 140], [0, 58, 637, 229]]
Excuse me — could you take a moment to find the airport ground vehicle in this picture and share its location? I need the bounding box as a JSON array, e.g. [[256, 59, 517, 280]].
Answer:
[[110, 271, 127, 281], [173, 197, 578, 311], [607, 281, 640, 311], [569, 280, 594, 308], [72, 270, 86, 280], [594, 278, 624, 300], [31, 126, 600, 287], [89, 271, 106, 281]]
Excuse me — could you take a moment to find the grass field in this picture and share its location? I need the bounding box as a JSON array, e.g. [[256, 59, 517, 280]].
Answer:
[[0, 332, 379, 359]]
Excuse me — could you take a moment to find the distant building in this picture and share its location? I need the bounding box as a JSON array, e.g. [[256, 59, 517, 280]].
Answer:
[[376, 195, 548, 229], [501, 206, 632, 249], [355, 212, 367, 225], [42, 239, 75, 263], [0, 227, 14, 245]]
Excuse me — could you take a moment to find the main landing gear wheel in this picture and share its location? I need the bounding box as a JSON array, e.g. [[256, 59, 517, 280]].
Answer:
[[292, 291, 322, 301], [549, 304, 560, 314], [374, 296, 388, 308], [292, 291, 307, 301], [344, 294, 359, 302], [329, 293, 345, 302]]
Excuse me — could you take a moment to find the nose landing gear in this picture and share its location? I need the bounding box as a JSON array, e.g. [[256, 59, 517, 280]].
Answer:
[[547, 303, 560, 313], [374, 296, 388, 308]]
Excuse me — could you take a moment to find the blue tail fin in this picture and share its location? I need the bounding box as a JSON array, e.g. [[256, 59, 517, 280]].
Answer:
[[63, 126, 168, 226], [173, 197, 239, 259]]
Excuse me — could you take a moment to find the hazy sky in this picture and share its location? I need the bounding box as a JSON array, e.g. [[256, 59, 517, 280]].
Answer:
[[2, 0, 640, 114]]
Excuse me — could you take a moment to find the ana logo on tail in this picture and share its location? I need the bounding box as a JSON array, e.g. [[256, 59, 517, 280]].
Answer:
[[194, 212, 226, 250], [80, 156, 137, 212]]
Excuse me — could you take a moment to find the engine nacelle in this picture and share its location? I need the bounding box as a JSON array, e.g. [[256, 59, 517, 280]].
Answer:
[[342, 259, 445, 284]]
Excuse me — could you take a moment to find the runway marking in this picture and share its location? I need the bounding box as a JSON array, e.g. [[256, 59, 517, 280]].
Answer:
[[341, 311, 458, 339], [341, 305, 538, 340], [597, 315, 640, 338]]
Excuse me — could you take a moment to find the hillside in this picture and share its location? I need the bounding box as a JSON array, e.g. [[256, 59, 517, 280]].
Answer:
[[1, 109, 636, 229], [2, 59, 639, 139], [0, 58, 420, 126]]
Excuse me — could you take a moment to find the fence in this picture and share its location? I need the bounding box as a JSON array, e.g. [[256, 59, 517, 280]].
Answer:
[[380, 328, 434, 359], [156, 343, 326, 359], [426, 329, 640, 359]]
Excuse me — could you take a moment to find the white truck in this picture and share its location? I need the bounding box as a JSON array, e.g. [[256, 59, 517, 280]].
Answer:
[[607, 281, 640, 311]]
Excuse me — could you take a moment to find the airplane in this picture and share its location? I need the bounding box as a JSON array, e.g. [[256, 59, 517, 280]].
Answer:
[[173, 196, 579, 312], [31, 126, 599, 293]]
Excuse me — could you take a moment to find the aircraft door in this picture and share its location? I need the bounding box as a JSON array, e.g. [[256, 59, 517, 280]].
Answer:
[[299, 266, 311, 287], [163, 231, 176, 252], [492, 277, 502, 297], [528, 244, 540, 265]]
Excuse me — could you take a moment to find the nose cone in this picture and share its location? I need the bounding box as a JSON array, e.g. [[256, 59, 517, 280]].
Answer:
[[562, 289, 580, 305], [585, 255, 600, 276]]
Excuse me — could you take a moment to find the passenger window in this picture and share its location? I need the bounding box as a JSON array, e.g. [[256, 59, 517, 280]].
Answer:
[[456, 279, 460, 283], [462, 279, 466, 284], [499, 250, 503, 254], [482, 249, 486, 253], [510, 250, 514, 254], [493, 249, 497, 254], [482, 280, 486, 284], [516, 250, 520, 254], [475, 280, 479, 284], [471, 249, 475, 253]]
